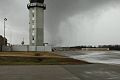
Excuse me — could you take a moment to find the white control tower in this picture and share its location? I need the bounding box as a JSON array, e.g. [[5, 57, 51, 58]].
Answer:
[[27, 0, 46, 46]]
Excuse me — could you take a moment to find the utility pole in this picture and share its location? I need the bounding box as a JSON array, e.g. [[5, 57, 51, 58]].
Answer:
[[4, 18, 7, 45]]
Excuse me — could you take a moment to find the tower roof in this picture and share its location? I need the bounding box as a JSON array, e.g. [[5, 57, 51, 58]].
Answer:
[[29, 0, 44, 3]]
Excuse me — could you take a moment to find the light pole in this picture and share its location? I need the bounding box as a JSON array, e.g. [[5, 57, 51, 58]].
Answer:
[[4, 18, 7, 45]]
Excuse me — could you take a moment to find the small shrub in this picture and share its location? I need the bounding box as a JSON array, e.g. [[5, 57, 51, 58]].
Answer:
[[34, 53, 41, 56]]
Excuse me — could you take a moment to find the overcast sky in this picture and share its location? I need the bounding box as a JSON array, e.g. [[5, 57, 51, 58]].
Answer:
[[0, 0, 120, 46]]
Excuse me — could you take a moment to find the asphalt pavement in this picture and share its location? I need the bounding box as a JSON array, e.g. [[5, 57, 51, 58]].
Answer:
[[0, 64, 120, 80]]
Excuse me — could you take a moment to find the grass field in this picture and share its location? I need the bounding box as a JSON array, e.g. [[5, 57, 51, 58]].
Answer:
[[0, 52, 61, 57], [0, 52, 90, 65]]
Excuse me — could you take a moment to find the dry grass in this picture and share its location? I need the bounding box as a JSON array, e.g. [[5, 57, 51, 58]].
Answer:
[[0, 52, 91, 65], [0, 52, 62, 57], [0, 56, 90, 65]]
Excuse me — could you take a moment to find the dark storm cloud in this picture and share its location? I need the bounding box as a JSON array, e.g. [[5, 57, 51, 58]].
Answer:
[[45, 0, 120, 46], [0, 0, 120, 46], [45, 0, 118, 32]]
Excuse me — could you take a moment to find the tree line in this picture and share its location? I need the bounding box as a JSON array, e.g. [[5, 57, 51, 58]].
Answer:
[[70, 45, 120, 50]]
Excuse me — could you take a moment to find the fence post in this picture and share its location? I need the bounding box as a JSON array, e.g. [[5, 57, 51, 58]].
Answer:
[[27, 45, 29, 52], [0, 45, 2, 52]]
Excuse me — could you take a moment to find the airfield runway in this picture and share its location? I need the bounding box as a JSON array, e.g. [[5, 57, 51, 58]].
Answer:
[[0, 64, 120, 80]]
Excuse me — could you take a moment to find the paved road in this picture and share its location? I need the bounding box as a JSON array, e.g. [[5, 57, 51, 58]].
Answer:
[[0, 64, 120, 80], [63, 64, 120, 80], [0, 65, 80, 80]]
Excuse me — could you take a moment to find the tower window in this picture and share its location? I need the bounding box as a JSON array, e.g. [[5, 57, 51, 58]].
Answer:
[[32, 9, 34, 13], [32, 36, 35, 43], [32, 20, 34, 24], [32, 36, 34, 40], [32, 13, 34, 17], [32, 9, 35, 20], [32, 25, 35, 28], [32, 9, 35, 17], [32, 17, 35, 20], [32, 30, 35, 36], [32, 40, 35, 44]]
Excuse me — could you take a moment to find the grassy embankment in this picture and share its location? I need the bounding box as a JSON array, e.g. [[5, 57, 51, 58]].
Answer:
[[0, 52, 90, 65]]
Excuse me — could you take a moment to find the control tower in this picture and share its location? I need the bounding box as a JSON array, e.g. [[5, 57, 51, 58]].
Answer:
[[27, 0, 46, 46]]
